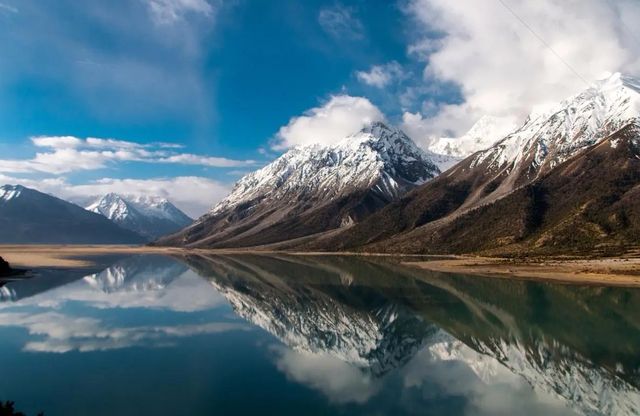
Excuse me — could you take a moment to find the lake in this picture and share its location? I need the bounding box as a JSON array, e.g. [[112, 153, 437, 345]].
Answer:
[[1, 253, 639, 416]]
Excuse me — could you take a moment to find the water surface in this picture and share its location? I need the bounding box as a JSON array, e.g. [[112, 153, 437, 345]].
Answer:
[[1, 253, 639, 415]]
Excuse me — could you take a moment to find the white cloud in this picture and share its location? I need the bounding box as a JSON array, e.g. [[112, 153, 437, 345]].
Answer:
[[0, 2, 17, 13], [318, 4, 364, 40], [400, 111, 518, 151], [0, 311, 249, 353], [0, 136, 254, 175], [405, 0, 640, 137], [356, 61, 406, 88], [158, 153, 252, 168], [145, 0, 217, 24], [0, 174, 230, 218], [1, 263, 227, 312], [273, 95, 385, 150], [272, 346, 380, 404]]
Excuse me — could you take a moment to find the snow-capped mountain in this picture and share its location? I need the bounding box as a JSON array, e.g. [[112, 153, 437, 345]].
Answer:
[[158, 122, 440, 248], [315, 73, 640, 255], [212, 122, 439, 215], [0, 185, 144, 244], [470, 72, 640, 190], [427, 115, 518, 169], [0, 184, 23, 202], [86, 193, 192, 241]]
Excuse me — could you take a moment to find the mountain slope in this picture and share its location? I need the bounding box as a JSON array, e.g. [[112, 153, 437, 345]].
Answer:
[[86, 193, 192, 240], [157, 122, 440, 248], [0, 185, 144, 244], [304, 73, 640, 254]]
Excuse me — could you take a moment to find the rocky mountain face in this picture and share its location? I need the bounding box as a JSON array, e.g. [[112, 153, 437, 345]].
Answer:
[[306, 73, 640, 255], [86, 193, 192, 241], [0, 185, 144, 244], [157, 122, 440, 248]]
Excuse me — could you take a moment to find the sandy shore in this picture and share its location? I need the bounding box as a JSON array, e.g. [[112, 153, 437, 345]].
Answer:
[[404, 256, 640, 287], [2, 245, 640, 287], [0, 245, 188, 268], [0, 245, 419, 268]]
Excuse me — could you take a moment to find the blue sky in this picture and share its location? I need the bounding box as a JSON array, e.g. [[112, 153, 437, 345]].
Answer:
[[0, 0, 638, 216]]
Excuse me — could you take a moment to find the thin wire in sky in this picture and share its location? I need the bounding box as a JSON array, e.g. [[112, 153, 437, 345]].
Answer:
[[495, 0, 591, 87], [606, 0, 640, 51]]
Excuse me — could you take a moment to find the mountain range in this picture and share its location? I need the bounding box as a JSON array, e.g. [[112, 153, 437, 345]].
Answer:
[[0, 185, 191, 244], [0, 185, 144, 244], [3, 73, 639, 255], [159, 72, 640, 256], [86, 193, 192, 241], [157, 122, 440, 248]]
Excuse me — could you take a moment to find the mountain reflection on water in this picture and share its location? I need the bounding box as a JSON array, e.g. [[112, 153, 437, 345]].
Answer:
[[0, 254, 639, 416]]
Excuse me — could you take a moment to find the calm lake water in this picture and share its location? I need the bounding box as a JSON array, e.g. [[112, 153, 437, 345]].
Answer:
[[1, 254, 639, 416]]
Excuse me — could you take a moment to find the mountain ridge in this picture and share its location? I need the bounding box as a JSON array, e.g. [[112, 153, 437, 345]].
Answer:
[[86, 193, 192, 241], [159, 72, 640, 255], [156, 122, 440, 248], [0, 185, 144, 244]]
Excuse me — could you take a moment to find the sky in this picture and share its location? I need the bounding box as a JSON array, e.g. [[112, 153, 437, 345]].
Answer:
[[0, 0, 639, 217]]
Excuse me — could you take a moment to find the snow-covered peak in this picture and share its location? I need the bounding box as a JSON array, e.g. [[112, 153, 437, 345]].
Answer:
[[209, 122, 439, 215], [596, 72, 640, 94], [86, 193, 132, 222], [470, 72, 640, 176], [127, 195, 190, 222], [428, 116, 519, 160], [86, 193, 191, 224], [85, 193, 192, 240], [0, 184, 25, 202]]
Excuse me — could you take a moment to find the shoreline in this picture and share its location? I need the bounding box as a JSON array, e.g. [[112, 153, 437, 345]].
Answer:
[[403, 256, 640, 287], [1, 244, 640, 287]]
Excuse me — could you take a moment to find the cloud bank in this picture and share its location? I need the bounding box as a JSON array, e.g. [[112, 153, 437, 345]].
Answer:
[[404, 0, 640, 137], [273, 95, 385, 149], [0, 136, 254, 175]]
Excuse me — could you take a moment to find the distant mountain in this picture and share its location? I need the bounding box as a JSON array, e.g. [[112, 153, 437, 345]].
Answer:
[[307, 73, 640, 255], [86, 193, 192, 241], [426, 115, 518, 169], [0, 185, 144, 244], [157, 122, 440, 248]]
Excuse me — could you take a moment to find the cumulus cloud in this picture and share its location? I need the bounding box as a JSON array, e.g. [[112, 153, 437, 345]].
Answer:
[[405, 0, 640, 137], [273, 95, 385, 149], [144, 0, 217, 25], [356, 61, 407, 88], [0, 136, 254, 175], [318, 4, 364, 40]]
